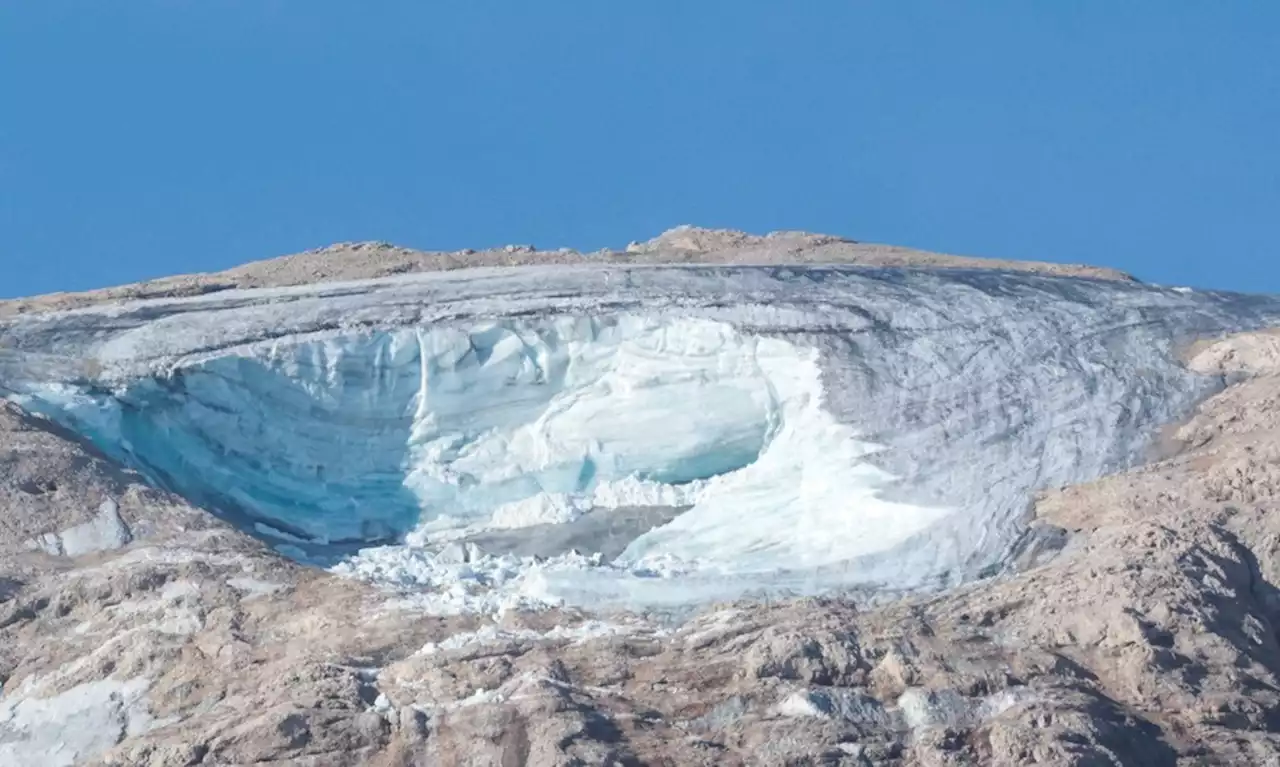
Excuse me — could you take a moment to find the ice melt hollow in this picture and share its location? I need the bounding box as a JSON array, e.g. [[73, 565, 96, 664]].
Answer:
[[18, 314, 947, 608]]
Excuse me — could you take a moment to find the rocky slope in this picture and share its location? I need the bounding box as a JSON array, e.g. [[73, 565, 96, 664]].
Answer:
[[2, 231, 1279, 766]]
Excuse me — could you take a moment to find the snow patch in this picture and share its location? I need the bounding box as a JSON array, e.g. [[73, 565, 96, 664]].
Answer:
[[0, 677, 157, 767], [26, 499, 132, 557], [777, 691, 829, 718]]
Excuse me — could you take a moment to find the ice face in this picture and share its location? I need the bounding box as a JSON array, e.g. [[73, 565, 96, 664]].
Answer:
[[15, 314, 945, 572], [6, 264, 1280, 610], [85, 316, 781, 546]]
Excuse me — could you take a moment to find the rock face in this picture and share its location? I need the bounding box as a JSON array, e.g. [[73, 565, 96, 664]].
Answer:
[[2, 231, 1280, 765]]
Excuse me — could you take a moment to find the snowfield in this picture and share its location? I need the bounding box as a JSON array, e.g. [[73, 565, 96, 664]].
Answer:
[[5, 263, 1279, 611]]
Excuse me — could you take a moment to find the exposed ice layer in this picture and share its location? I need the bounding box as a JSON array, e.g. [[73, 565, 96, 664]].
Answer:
[[5, 264, 1280, 607], [11, 316, 944, 574]]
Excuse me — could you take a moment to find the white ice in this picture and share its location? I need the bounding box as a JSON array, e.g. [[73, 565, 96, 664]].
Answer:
[[329, 316, 949, 610]]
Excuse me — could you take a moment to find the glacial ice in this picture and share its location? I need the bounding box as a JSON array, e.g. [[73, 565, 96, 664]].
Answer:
[[5, 264, 1280, 610], [15, 315, 945, 573]]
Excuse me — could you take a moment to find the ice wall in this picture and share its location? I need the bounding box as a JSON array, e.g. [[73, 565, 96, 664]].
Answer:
[[14, 315, 945, 573], [5, 264, 1279, 608]]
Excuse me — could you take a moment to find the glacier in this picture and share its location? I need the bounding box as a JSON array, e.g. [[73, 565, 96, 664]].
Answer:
[[4, 264, 1280, 609]]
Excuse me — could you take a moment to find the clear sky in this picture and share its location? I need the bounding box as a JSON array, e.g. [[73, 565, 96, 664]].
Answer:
[[2, 3, 1277, 298]]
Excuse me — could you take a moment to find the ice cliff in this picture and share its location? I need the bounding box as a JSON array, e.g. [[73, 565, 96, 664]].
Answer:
[[4, 264, 1278, 609]]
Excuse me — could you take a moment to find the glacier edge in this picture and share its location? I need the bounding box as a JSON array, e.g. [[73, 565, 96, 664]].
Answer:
[[5, 263, 1280, 610]]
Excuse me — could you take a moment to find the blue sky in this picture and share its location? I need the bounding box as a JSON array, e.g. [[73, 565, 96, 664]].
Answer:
[[2, 2, 1277, 297]]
